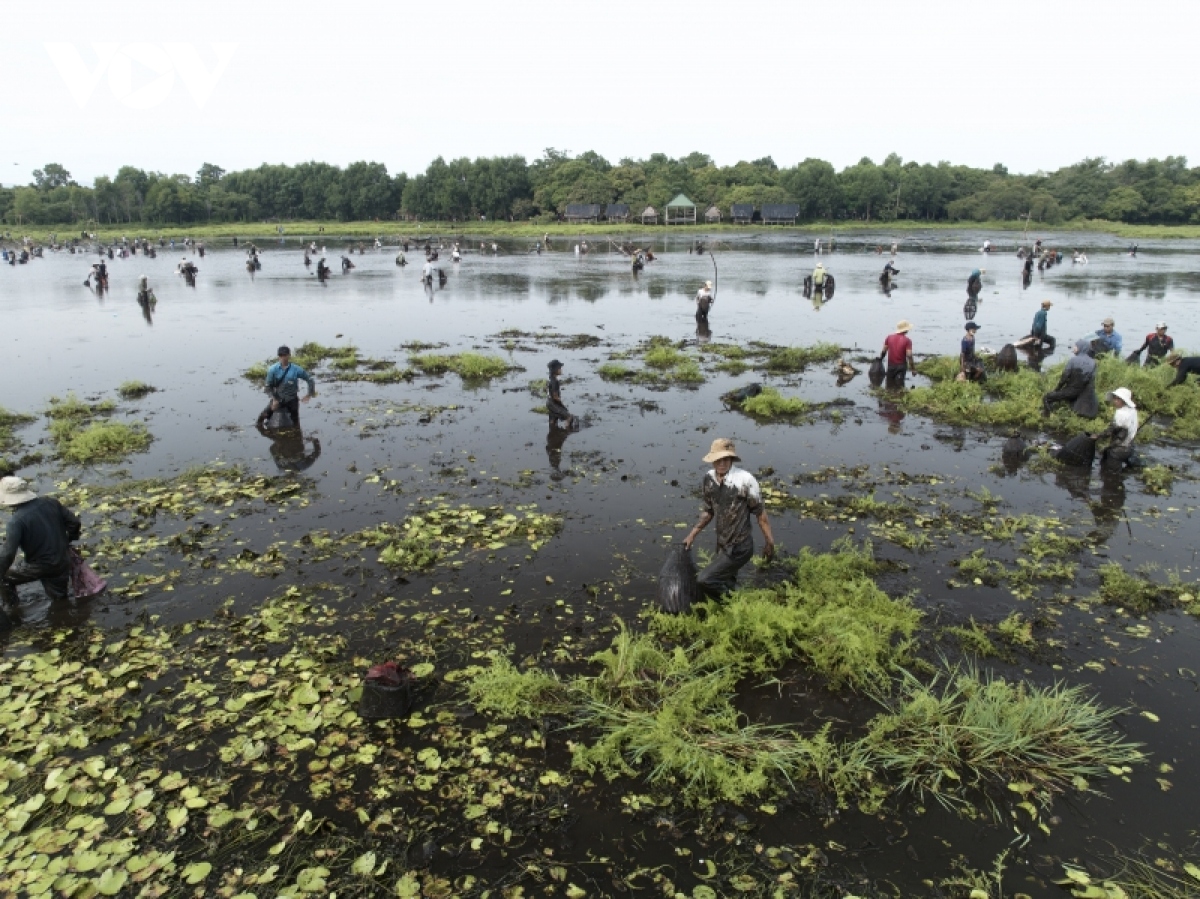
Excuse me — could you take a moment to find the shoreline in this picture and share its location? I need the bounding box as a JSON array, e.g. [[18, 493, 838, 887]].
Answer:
[[7, 217, 1198, 243]]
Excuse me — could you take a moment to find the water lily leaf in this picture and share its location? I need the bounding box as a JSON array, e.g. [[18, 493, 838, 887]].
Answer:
[[1064, 868, 1091, 885], [182, 861, 211, 884], [103, 797, 131, 816], [73, 850, 105, 872], [395, 872, 421, 898], [463, 804, 487, 820], [95, 868, 127, 896], [411, 663, 434, 678], [166, 806, 188, 829], [693, 887, 717, 899], [1007, 782, 1035, 794], [293, 684, 320, 705], [566, 886, 587, 899], [1140, 710, 1160, 722], [351, 852, 377, 876], [295, 866, 329, 892]]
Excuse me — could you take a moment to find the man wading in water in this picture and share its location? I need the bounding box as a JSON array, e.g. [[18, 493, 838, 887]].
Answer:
[[256, 346, 317, 429], [695, 280, 714, 320], [683, 439, 775, 599]]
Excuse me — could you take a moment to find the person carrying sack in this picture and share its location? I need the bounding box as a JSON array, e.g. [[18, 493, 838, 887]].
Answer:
[[0, 477, 82, 628]]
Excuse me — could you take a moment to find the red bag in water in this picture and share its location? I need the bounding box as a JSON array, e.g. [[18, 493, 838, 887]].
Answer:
[[69, 547, 107, 598]]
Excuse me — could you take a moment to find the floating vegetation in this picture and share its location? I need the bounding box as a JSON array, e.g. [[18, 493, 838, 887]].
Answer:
[[44, 393, 150, 464], [1139, 464, 1175, 495], [492, 328, 602, 349], [409, 351, 515, 382], [354, 501, 560, 571], [904, 354, 1200, 441], [763, 342, 842, 373], [1070, 852, 1200, 899], [597, 346, 704, 386], [244, 341, 412, 384], [116, 380, 156, 399], [738, 388, 810, 420], [1092, 562, 1196, 615], [852, 664, 1144, 816]]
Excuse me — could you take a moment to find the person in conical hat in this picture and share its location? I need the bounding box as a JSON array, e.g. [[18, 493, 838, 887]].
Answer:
[[683, 438, 774, 599]]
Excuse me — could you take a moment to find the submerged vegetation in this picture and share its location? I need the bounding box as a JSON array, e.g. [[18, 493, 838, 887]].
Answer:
[[738, 387, 810, 420], [599, 337, 705, 386], [763, 342, 842, 373], [0, 405, 36, 457]]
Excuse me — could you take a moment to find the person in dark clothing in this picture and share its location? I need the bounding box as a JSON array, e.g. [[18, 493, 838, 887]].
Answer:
[[1042, 339, 1100, 417], [0, 476, 82, 626], [1131, 323, 1174, 366], [1166, 352, 1200, 386], [959, 322, 985, 381], [966, 268, 982, 297], [1018, 299, 1056, 351], [882, 320, 915, 388], [546, 360, 577, 428], [683, 438, 775, 600], [695, 281, 714, 319], [256, 346, 317, 428]]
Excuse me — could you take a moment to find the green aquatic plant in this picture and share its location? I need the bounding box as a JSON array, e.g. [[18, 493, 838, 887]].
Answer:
[[117, 380, 157, 399], [1092, 562, 1189, 614], [739, 388, 810, 420], [45, 393, 116, 421], [1139, 464, 1175, 495], [409, 351, 513, 381], [853, 664, 1144, 816], [51, 420, 152, 464], [944, 619, 1001, 658], [764, 342, 842, 373], [643, 345, 688, 370]]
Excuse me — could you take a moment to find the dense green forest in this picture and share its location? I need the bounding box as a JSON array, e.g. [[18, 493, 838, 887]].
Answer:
[[3, 151, 1198, 228]]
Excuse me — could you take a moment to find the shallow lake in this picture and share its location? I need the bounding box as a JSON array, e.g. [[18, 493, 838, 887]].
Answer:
[[1, 230, 1199, 897]]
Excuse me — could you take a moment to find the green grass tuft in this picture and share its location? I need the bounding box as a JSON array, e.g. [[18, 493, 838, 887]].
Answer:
[[51, 420, 152, 464], [117, 380, 157, 399], [738, 387, 810, 420], [764, 342, 842, 373], [410, 352, 513, 381]]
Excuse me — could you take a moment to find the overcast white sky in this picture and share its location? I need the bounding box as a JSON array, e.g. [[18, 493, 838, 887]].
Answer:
[[2, 0, 1196, 186]]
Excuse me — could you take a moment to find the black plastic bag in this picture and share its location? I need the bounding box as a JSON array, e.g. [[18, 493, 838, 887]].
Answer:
[[1124, 349, 1142, 365], [868, 356, 886, 387], [658, 545, 698, 614], [1055, 433, 1097, 468], [995, 344, 1018, 372]]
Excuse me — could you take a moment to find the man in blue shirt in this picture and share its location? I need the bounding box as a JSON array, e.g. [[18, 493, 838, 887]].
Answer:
[[1093, 317, 1123, 356], [256, 345, 317, 429]]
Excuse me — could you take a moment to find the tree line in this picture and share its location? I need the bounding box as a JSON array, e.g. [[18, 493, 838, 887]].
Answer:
[[3, 151, 1198, 228]]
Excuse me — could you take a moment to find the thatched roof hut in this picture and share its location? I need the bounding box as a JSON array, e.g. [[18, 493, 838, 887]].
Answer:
[[704, 205, 721, 223], [641, 205, 659, 225]]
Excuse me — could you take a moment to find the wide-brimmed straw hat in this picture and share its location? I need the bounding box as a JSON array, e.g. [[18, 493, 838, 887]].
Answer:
[[703, 438, 740, 464], [0, 477, 37, 506], [895, 320, 912, 333], [1108, 388, 1136, 408], [1041, 299, 1053, 307]]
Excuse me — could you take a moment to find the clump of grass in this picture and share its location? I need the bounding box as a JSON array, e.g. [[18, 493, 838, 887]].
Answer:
[[739, 388, 810, 420], [410, 352, 513, 381], [764, 342, 841, 373], [643, 345, 688, 370], [1094, 852, 1200, 899], [598, 362, 634, 381], [337, 366, 415, 384], [853, 664, 1144, 815], [997, 612, 1034, 648], [945, 619, 1001, 658], [117, 380, 156, 399], [52, 420, 152, 464], [1139, 464, 1175, 495], [1092, 562, 1189, 614], [45, 393, 115, 421]]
